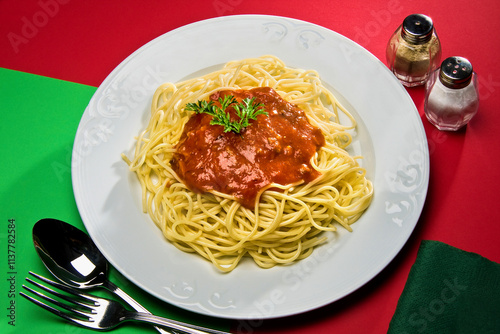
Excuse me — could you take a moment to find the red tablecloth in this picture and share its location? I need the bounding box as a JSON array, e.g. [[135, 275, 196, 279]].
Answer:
[[2, 1, 499, 333]]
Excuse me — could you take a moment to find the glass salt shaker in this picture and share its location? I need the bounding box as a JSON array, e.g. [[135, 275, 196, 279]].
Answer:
[[386, 14, 441, 87], [424, 56, 479, 131]]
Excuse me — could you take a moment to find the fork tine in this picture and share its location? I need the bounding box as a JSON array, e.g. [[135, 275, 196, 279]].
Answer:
[[28, 271, 96, 303], [20, 272, 102, 326], [22, 279, 93, 317], [19, 288, 89, 325]]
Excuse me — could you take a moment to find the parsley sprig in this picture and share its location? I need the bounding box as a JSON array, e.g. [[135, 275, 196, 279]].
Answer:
[[185, 95, 267, 134]]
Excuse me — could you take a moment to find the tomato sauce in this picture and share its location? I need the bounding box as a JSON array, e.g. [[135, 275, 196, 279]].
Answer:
[[170, 87, 325, 209]]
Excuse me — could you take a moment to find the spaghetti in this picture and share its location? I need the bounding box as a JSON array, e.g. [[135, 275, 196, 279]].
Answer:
[[122, 56, 373, 272]]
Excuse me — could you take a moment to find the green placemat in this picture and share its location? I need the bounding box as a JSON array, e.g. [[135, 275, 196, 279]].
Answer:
[[388, 240, 500, 334], [0, 68, 230, 333]]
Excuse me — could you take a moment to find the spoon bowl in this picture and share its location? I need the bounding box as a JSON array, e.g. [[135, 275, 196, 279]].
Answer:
[[33, 218, 108, 289]]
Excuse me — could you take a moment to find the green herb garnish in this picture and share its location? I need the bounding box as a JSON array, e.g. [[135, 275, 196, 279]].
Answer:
[[185, 95, 267, 134]]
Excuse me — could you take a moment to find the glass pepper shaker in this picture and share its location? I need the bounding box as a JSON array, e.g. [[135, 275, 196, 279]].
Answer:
[[386, 14, 442, 87], [424, 56, 479, 131]]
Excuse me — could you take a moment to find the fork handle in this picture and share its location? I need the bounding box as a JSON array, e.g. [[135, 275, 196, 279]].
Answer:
[[103, 280, 227, 334]]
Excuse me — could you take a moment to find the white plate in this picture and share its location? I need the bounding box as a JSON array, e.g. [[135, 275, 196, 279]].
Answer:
[[72, 15, 429, 320]]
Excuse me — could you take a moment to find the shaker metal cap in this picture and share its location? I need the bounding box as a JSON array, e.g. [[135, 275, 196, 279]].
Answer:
[[402, 14, 434, 44], [439, 56, 473, 89]]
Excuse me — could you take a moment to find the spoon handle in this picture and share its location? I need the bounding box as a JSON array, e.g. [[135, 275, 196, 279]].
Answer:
[[128, 312, 230, 334], [103, 279, 172, 334], [103, 279, 221, 334]]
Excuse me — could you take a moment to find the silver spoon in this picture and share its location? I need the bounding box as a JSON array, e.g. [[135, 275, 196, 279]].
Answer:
[[32, 218, 222, 334]]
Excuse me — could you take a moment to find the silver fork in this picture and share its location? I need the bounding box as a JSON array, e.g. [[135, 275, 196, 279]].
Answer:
[[20, 272, 230, 334]]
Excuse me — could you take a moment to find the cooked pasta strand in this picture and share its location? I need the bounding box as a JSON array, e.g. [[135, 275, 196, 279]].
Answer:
[[122, 56, 373, 272]]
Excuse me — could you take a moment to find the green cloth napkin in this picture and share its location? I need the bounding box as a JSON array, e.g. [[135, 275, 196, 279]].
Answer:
[[0, 68, 229, 333], [389, 240, 500, 334]]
